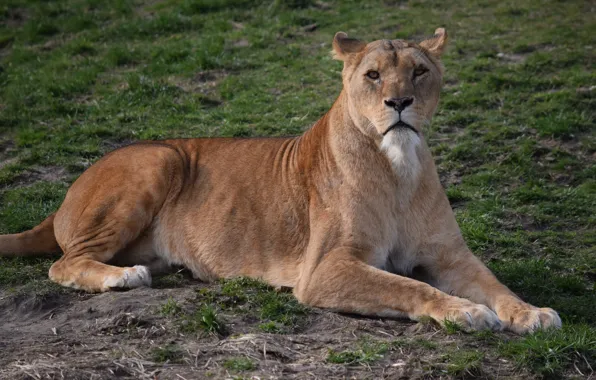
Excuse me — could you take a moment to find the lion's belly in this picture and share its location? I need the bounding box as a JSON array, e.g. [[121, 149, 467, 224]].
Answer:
[[150, 185, 307, 287]]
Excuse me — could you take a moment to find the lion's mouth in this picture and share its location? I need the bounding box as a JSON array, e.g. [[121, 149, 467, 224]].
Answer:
[[381, 120, 418, 136]]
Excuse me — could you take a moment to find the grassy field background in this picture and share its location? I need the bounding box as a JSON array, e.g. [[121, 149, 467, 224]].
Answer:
[[0, 0, 594, 378]]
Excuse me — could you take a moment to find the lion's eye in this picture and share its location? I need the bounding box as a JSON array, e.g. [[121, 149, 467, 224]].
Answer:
[[366, 71, 380, 80], [413, 66, 428, 78]]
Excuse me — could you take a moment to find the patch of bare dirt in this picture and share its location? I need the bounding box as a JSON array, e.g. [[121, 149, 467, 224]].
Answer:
[[5, 166, 71, 189], [229, 21, 245, 30], [313, 1, 332, 10], [95, 67, 138, 91], [496, 52, 527, 64], [4, 8, 28, 29], [0, 139, 17, 170], [0, 156, 18, 171], [443, 78, 460, 90], [0, 285, 523, 379], [135, 0, 168, 18], [302, 23, 318, 33], [169, 70, 227, 101], [101, 139, 137, 152], [73, 94, 98, 107], [576, 85, 596, 94], [33, 35, 76, 53], [231, 39, 250, 48], [382, 0, 408, 9], [499, 211, 547, 232], [39, 39, 62, 52], [538, 138, 591, 162], [438, 170, 463, 189], [0, 36, 14, 52], [530, 136, 593, 186]]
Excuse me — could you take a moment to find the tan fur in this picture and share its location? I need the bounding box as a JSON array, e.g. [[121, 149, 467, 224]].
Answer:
[[0, 29, 561, 334]]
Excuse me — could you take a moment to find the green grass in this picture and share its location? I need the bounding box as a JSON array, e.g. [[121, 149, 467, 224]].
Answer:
[[223, 356, 255, 372], [443, 350, 485, 377], [179, 305, 226, 335], [160, 297, 183, 316], [218, 277, 308, 332], [327, 339, 391, 365], [499, 325, 596, 378], [191, 277, 309, 334], [410, 338, 438, 350], [158, 278, 308, 337], [443, 319, 465, 335], [0, 0, 594, 378]]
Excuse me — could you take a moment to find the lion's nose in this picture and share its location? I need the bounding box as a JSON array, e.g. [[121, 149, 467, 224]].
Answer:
[[384, 97, 413, 113]]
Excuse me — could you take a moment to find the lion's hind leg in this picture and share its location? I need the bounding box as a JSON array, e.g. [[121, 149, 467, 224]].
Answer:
[[47, 144, 183, 292], [48, 198, 164, 292], [48, 215, 154, 292]]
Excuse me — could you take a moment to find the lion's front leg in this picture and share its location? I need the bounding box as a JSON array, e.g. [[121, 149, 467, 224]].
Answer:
[[293, 247, 502, 331], [426, 248, 561, 334]]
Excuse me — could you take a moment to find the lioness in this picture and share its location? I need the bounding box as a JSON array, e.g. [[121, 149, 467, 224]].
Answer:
[[0, 29, 561, 334]]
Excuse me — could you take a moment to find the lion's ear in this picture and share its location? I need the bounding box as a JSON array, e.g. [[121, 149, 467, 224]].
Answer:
[[332, 32, 366, 61], [420, 28, 448, 57]]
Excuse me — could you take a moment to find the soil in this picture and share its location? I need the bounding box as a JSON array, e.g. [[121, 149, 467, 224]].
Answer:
[[0, 283, 523, 380], [170, 70, 228, 97]]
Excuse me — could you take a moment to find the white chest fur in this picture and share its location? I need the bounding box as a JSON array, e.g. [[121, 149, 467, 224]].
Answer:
[[380, 130, 422, 206]]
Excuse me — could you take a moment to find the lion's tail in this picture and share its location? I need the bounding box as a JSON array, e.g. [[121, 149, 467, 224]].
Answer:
[[0, 214, 61, 257]]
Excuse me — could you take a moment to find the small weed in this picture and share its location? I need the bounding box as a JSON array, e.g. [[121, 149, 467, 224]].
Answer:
[[258, 321, 282, 333], [413, 338, 438, 350], [220, 277, 255, 304], [180, 305, 225, 335], [254, 288, 307, 328], [151, 344, 184, 364], [197, 306, 222, 334], [327, 338, 389, 365], [444, 319, 465, 335], [195, 287, 217, 304], [473, 329, 498, 342], [160, 298, 182, 316], [223, 356, 255, 372], [327, 350, 369, 365], [444, 350, 484, 377], [392, 338, 438, 351]]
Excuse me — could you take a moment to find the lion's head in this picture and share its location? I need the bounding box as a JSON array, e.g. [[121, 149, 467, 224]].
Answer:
[[333, 28, 448, 138]]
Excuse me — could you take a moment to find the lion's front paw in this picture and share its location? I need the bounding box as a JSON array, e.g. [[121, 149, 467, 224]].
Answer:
[[500, 305, 562, 334], [429, 297, 502, 332]]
